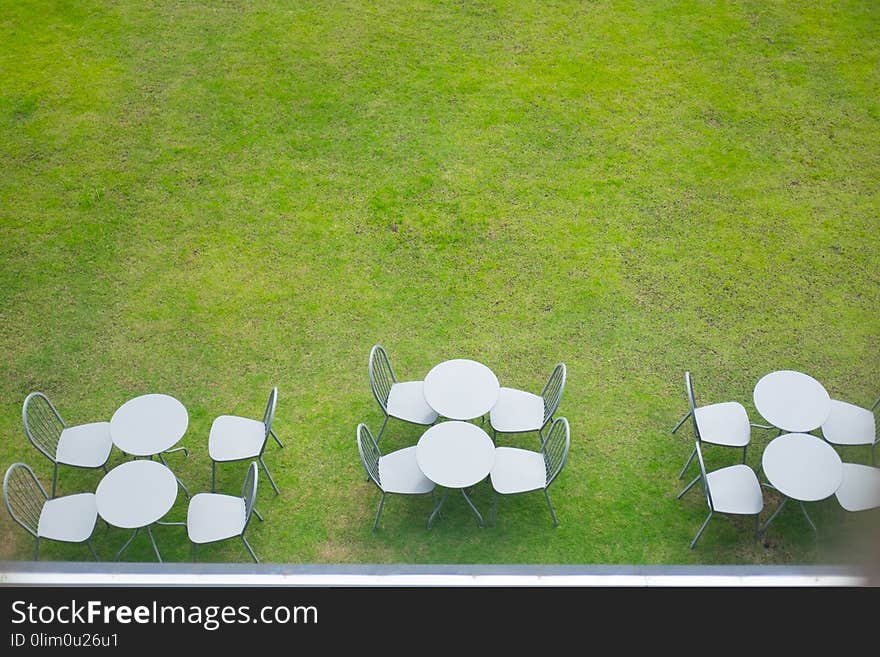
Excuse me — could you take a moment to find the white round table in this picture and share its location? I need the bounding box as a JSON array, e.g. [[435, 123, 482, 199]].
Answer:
[[753, 370, 831, 433], [111, 393, 190, 496], [760, 433, 843, 537], [417, 421, 495, 527], [423, 359, 500, 421], [96, 460, 178, 562]]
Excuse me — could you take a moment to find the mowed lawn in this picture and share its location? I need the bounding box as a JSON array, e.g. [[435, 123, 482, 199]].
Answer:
[[1, 1, 878, 566]]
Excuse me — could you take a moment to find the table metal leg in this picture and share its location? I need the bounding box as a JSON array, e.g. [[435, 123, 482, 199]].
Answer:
[[145, 526, 163, 563], [427, 490, 450, 528], [759, 496, 789, 535], [158, 453, 190, 498], [115, 528, 140, 561], [460, 489, 484, 528], [799, 501, 818, 538]]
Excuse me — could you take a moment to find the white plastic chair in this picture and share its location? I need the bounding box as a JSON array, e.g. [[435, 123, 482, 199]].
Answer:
[[489, 416, 570, 526], [4, 462, 99, 560], [822, 396, 878, 465], [356, 423, 435, 530], [678, 441, 763, 549], [835, 463, 880, 512], [369, 345, 437, 441], [23, 392, 112, 498], [209, 387, 282, 496], [490, 363, 566, 443], [187, 461, 261, 563], [674, 372, 764, 492]]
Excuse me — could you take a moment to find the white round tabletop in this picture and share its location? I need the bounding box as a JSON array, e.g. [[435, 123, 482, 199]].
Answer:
[[95, 460, 178, 529], [416, 421, 495, 489], [762, 433, 843, 502], [110, 394, 189, 456], [753, 370, 831, 433], [423, 359, 500, 420]]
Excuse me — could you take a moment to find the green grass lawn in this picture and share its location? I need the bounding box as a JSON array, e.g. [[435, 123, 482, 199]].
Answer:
[[1, 0, 878, 566]]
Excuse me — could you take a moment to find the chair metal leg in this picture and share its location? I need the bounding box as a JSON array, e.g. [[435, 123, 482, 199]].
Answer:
[[742, 445, 748, 464], [259, 456, 280, 496], [677, 474, 701, 499], [372, 493, 386, 531], [87, 539, 99, 561], [759, 497, 789, 535], [544, 489, 558, 526], [376, 414, 389, 442], [428, 489, 450, 528], [159, 452, 190, 498], [799, 501, 818, 539], [33, 537, 40, 561], [690, 511, 714, 549], [212, 460, 217, 493], [270, 428, 284, 449], [460, 488, 484, 528], [490, 490, 498, 527], [102, 464, 108, 474], [678, 446, 697, 480], [242, 536, 260, 564], [116, 528, 140, 561], [672, 411, 692, 434], [254, 508, 264, 522], [51, 463, 58, 498]]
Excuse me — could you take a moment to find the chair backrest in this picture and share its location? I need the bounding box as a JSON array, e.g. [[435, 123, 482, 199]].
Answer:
[[684, 371, 702, 442], [541, 417, 570, 488], [693, 441, 714, 512], [262, 387, 278, 441], [541, 363, 566, 426], [3, 462, 48, 537], [368, 345, 396, 411], [356, 423, 382, 489], [241, 461, 259, 532], [22, 392, 66, 463]]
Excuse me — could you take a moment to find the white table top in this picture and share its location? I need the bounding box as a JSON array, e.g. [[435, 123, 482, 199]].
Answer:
[[416, 421, 495, 489], [753, 370, 831, 433], [762, 433, 843, 502], [423, 359, 500, 420], [95, 460, 178, 529], [110, 393, 189, 456]]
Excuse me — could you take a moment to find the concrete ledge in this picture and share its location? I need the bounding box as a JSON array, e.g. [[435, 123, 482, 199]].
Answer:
[[0, 562, 873, 586]]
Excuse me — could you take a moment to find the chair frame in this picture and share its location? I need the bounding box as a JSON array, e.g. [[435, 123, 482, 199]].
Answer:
[[825, 396, 880, 466], [357, 423, 435, 531], [490, 416, 571, 527], [673, 372, 770, 486], [368, 345, 435, 442], [678, 442, 761, 549], [211, 387, 283, 496], [491, 363, 567, 444], [23, 391, 109, 498], [3, 462, 98, 561], [192, 462, 261, 564]]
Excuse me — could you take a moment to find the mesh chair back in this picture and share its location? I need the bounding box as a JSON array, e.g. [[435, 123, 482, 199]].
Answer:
[[684, 371, 701, 442], [3, 463, 48, 537], [369, 345, 395, 411], [22, 392, 66, 463], [241, 461, 259, 531], [356, 424, 382, 489], [262, 387, 278, 440], [541, 417, 570, 487], [693, 441, 714, 511], [541, 363, 566, 425]]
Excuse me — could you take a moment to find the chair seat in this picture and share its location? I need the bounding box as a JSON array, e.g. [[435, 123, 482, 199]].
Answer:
[[378, 446, 434, 494], [706, 465, 763, 515], [490, 388, 545, 433], [822, 400, 876, 447], [490, 447, 547, 494], [695, 402, 750, 448], [187, 493, 247, 543], [387, 381, 438, 425], [56, 422, 112, 468], [209, 416, 266, 462], [835, 463, 880, 512], [38, 492, 97, 542]]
